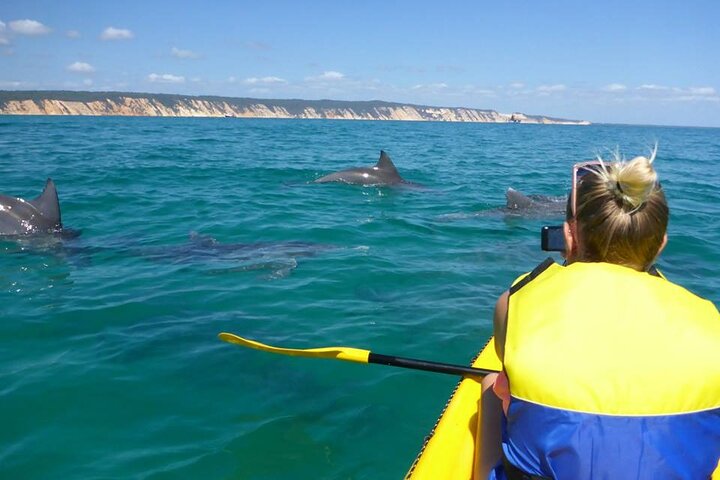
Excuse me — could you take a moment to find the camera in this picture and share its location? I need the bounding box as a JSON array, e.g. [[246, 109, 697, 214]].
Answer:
[[541, 225, 565, 252]]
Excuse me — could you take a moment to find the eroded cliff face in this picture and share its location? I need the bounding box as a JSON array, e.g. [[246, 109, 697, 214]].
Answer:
[[0, 95, 590, 125]]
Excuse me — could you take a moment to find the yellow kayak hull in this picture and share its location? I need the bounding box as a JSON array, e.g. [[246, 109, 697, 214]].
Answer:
[[405, 337, 502, 480]]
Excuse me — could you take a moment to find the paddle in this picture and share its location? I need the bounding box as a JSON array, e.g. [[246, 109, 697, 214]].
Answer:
[[218, 332, 499, 378]]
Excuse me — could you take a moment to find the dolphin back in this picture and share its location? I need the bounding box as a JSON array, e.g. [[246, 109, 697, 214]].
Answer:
[[314, 150, 407, 185], [314, 171, 351, 184], [0, 179, 62, 235], [504, 187, 568, 217]]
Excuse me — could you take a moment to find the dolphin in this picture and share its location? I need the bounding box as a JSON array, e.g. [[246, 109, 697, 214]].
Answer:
[[0, 179, 64, 236], [505, 187, 567, 216], [137, 232, 335, 279], [314, 150, 415, 186], [159, 232, 330, 260]]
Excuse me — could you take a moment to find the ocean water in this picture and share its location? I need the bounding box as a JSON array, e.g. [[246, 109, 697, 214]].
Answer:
[[0, 116, 718, 479]]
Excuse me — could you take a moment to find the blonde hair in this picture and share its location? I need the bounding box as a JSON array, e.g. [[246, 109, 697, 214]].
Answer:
[[570, 146, 668, 270]]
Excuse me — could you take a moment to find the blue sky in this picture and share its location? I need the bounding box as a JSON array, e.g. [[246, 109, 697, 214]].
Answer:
[[1, 1, 718, 127]]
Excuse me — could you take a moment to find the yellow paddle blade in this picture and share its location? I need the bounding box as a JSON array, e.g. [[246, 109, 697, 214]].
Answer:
[[218, 332, 371, 364]]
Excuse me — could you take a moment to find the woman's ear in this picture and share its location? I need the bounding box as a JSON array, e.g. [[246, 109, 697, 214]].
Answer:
[[657, 233, 668, 257], [563, 221, 576, 260], [645, 233, 668, 272]]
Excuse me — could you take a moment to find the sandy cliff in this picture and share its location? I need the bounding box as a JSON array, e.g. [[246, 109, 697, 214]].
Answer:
[[0, 91, 590, 125]]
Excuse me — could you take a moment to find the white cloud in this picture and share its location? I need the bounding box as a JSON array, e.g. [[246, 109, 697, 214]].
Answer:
[[637, 84, 669, 91], [244, 76, 287, 85], [302, 71, 349, 89], [67, 61, 95, 73], [319, 71, 344, 80], [66, 30, 80, 39], [537, 84, 567, 94], [83, 79, 93, 86], [688, 86, 716, 96], [101, 27, 133, 41], [674, 86, 719, 103], [509, 82, 525, 89], [306, 71, 346, 82], [602, 83, 627, 92], [0, 80, 23, 88], [618, 84, 720, 103], [148, 73, 185, 84], [9, 19, 51, 35], [412, 83, 448, 90], [0, 37, 8, 46], [171, 47, 199, 59], [0, 20, 5, 31]]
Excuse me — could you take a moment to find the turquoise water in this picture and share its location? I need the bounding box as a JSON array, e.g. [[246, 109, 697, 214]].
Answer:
[[1, 116, 718, 479]]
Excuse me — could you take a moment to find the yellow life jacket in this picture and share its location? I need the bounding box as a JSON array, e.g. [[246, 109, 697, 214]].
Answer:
[[502, 260, 720, 479]]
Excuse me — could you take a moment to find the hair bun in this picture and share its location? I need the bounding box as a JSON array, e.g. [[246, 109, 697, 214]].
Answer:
[[608, 151, 658, 211]]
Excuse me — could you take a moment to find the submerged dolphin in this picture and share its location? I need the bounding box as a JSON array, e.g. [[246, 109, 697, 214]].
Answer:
[[1, 230, 330, 278], [138, 232, 335, 279], [314, 150, 415, 186], [0, 179, 63, 236], [505, 188, 566, 216], [147, 232, 330, 260]]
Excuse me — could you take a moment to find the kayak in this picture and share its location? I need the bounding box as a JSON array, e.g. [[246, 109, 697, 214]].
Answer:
[[404, 337, 502, 480]]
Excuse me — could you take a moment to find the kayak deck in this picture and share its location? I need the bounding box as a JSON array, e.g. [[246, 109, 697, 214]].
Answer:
[[405, 337, 502, 480]]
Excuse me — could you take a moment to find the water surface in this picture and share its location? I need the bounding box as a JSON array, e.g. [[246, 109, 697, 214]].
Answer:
[[1, 117, 718, 479]]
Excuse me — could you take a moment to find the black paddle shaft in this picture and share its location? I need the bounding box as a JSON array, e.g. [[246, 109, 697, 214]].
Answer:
[[368, 353, 498, 377]]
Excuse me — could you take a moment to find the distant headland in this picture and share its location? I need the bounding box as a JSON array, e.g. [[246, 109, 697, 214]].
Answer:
[[0, 90, 590, 125]]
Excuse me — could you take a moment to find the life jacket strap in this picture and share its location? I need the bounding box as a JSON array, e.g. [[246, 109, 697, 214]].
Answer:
[[509, 257, 556, 296]]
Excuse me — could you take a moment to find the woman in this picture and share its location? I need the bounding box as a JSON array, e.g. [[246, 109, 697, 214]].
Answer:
[[477, 149, 720, 479]]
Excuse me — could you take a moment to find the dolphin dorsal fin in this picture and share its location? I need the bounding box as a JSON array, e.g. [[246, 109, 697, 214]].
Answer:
[[506, 187, 533, 209], [376, 150, 399, 173], [30, 178, 62, 225]]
